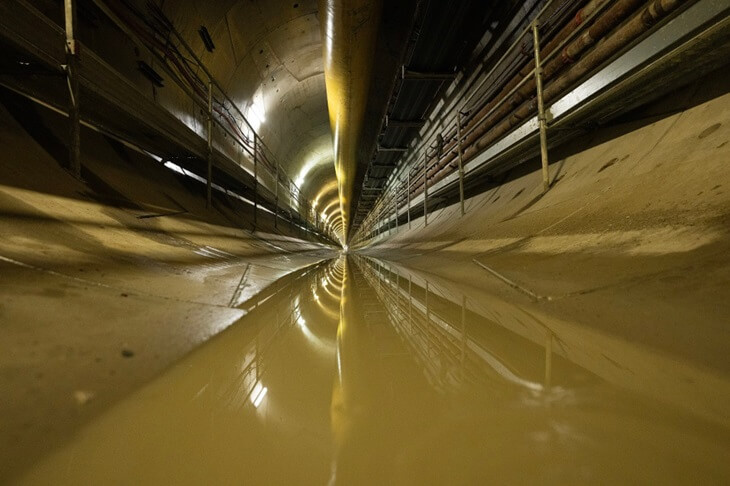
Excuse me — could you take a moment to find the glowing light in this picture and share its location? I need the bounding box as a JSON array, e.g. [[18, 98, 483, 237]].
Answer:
[[245, 88, 267, 132], [295, 151, 332, 188], [250, 382, 268, 408]]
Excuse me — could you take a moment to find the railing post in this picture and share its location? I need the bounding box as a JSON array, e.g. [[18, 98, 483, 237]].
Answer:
[[394, 183, 399, 234], [391, 196, 395, 235], [426, 280, 431, 324], [274, 163, 279, 229], [407, 169, 411, 229], [64, 0, 81, 179], [253, 134, 258, 229], [532, 21, 550, 194], [378, 205, 382, 237], [206, 80, 213, 208], [408, 275, 413, 332], [457, 112, 465, 216], [423, 153, 429, 227]]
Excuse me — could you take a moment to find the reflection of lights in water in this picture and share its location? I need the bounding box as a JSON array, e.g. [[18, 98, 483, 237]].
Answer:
[[250, 382, 268, 408], [295, 301, 335, 355]]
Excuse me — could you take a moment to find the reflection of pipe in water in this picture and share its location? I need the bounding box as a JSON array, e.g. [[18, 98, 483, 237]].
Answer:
[[294, 294, 336, 356]]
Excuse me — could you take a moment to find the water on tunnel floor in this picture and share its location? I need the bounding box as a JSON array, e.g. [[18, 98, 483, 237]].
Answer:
[[14, 256, 730, 485]]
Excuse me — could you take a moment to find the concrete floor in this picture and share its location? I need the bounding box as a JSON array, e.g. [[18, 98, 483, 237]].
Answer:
[[1, 68, 730, 482]]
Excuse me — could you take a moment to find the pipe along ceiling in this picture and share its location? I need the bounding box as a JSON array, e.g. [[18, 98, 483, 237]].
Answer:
[[320, 0, 382, 243]]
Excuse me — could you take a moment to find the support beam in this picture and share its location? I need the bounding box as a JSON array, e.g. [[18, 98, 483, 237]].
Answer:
[[385, 116, 425, 129], [378, 146, 409, 153], [402, 66, 456, 81], [370, 164, 396, 170]]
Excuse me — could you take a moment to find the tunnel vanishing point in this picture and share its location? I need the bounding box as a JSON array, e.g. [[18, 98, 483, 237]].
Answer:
[[1, 0, 730, 484]]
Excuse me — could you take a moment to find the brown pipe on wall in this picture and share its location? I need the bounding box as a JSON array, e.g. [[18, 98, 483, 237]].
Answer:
[[416, 0, 610, 184], [404, 0, 685, 205]]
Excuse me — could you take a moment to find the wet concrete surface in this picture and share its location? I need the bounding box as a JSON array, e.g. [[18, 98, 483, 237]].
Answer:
[[2, 44, 730, 486], [9, 256, 730, 485], [0, 97, 337, 478]]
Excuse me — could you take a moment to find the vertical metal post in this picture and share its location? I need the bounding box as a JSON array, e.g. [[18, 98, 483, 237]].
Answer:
[[408, 275, 413, 333], [64, 0, 81, 179], [426, 280, 431, 324], [274, 164, 279, 229], [532, 22, 550, 193], [253, 134, 258, 229], [387, 201, 392, 236], [206, 81, 213, 208], [423, 154, 429, 227], [456, 112, 465, 216], [407, 170, 411, 229], [394, 185, 399, 234], [392, 196, 396, 234], [378, 206, 382, 237]]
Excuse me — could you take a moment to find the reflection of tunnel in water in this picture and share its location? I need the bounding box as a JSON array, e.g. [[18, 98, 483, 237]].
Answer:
[[15, 256, 730, 485]]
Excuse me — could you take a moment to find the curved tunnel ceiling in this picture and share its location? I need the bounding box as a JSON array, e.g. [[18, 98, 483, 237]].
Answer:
[[159, 0, 343, 235]]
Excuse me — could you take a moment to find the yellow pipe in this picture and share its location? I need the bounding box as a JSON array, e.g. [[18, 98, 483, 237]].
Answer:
[[321, 0, 382, 242]]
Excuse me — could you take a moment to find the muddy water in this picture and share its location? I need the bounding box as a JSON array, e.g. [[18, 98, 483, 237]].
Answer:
[[15, 256, 730, 484]]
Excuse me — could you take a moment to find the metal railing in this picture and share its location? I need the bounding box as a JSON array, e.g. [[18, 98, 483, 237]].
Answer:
[[353, 0, 690, 243], [63, 0, 334, 241]]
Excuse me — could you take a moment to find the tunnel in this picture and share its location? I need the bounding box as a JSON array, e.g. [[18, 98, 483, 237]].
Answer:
[[1, 0, 729, 483]]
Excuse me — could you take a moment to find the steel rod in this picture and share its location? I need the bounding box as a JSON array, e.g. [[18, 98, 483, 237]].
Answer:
[[407, 170, 411, 229], [457, 112, 465, 216], [533, 22, 550, 193], [253, 134, 258, 229], [64, 0, 81, 179], [206, 80, 213, 208], [423, 155, 428, 227], [274, 164, 279, 229]]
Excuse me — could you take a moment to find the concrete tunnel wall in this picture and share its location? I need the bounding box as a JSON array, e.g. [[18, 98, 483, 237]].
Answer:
[[28, 0, 338, 205], [2, 1, 730, 482]]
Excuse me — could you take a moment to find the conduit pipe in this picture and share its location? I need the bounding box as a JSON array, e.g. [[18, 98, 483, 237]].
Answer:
[[361, 0, 688, 239], [405, 0, 687, 205], [436, 0, 612, 163], [321, 0, 383, 242]]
